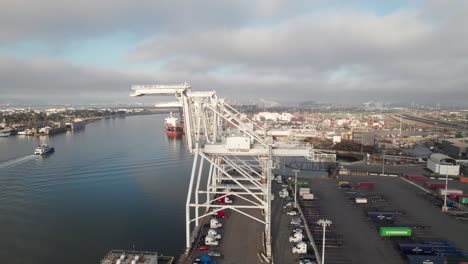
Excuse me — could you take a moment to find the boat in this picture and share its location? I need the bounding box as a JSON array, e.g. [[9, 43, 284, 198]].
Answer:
[[18, 129, 34, 135], [0, 131, 11, 137], [165, 112, 183, 138], [34, 144, 54, 155]]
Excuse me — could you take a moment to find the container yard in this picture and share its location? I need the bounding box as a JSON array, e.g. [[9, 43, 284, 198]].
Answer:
[[322, 174, 468, 263]]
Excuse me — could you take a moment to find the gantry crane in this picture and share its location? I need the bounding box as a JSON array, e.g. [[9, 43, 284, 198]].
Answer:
[[130, 83, 336, 259]]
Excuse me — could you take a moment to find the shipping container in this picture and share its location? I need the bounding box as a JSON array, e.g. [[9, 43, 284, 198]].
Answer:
[[398, 243, 432, 254], [355, 197, 368, 204], [380, 227, 411, 237], [404, 174, 428, 181], [460, 197, 468, 204], [438, 188, 463, 196], [368, 212, 393, 221], [357, 182, 376, 188], [299, 188, 310, 195], [425, 182, 446, 189], [406, 255, 444, 264], [449, 194, 468, 201], [339, 181, 350, 186], [459, 177, 468, 183]]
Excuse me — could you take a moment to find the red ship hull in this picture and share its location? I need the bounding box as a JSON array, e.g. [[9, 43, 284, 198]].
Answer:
[[165, 124, 183, 138]]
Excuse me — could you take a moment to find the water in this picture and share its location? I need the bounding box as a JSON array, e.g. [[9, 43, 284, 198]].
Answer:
[[0, 115, 192, 263]]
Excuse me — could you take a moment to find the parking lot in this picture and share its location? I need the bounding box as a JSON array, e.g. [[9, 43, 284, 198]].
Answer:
[[272, 178, 314, 264]]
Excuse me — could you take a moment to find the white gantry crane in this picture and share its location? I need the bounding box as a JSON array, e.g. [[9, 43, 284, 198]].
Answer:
[[130, 83, 335, 259]]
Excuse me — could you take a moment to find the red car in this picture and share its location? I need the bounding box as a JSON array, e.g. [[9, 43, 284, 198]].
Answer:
[[197, 245, 209, 251]]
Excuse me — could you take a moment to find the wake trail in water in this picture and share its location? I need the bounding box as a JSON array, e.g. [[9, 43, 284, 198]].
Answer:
[[0, 155, 36, 168]]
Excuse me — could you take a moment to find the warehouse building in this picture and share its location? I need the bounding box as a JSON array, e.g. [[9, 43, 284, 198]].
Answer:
[[440, 137, 468, 159], [427, 153, 460, 176]]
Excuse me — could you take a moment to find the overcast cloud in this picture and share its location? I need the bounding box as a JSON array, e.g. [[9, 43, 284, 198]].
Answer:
[[0, 1, 467, 106]]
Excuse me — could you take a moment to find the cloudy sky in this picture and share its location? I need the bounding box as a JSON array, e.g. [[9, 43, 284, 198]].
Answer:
[[0, 0, 467, 106]]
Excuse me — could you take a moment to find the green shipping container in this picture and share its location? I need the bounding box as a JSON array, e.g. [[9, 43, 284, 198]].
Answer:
[[460, 197, 468, 204], [379, 227, 412, 237]]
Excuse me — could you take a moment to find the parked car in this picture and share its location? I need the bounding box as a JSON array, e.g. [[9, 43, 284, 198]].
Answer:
[[287, 210, 298, 216], [292, 228, 303, 233], [197, 245, 209, 251], [207, 251, 222, 257]]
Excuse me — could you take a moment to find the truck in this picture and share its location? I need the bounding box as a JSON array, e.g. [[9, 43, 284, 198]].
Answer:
[[289, 232, 304, 243], [205, 235, 219, 246], [210, 218, 222, 229], [207, 229, 221, 239], [292, 242, 307, 254]]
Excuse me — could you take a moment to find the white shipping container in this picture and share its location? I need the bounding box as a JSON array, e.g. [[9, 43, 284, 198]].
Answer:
[[438, 188, 463, 196], [355, 198, 368, 204], [302, 194, 314, 200]]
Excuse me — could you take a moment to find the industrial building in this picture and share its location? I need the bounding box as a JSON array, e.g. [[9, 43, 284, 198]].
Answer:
[[352, 130, 375, 146], [441, 137, 468, 159], [427, 153, 460, 176]]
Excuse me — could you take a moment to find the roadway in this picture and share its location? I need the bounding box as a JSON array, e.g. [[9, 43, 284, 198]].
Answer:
[[216, 195, 264, 264], [271, 179, 304, 264]]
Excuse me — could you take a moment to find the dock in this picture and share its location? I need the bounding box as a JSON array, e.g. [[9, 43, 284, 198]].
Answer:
[[101, 250, 174, 264]]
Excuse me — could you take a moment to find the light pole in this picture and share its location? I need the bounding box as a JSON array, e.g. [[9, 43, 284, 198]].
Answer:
[[292, 169, 300, 208], [317, 219, 332, 264], [381, 150, 385, 175], [442, 166, 449, 212]]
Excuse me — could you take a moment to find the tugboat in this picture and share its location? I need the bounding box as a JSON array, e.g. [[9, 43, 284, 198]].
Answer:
[[34, 144, 54, 155], [164, 112, 183, 138]]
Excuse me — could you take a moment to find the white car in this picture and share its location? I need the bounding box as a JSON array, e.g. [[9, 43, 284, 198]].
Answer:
[[291, 219, 302, 225], [292, 242, 307, 254], [292, 228, 303, 233], [287, 210, 298, 216], [279, 191, 288, 198]]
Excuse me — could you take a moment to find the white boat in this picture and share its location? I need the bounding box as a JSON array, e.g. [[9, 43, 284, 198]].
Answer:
[[18, 129, 33, 135], [0, 132, 11, 137], [34, 144, 54, 155]]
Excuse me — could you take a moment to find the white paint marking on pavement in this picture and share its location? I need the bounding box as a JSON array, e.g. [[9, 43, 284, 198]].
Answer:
[[400, 177, 431, 193]]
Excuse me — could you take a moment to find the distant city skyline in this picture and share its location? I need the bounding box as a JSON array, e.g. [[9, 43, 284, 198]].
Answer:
[[1, 1, 467, 106]]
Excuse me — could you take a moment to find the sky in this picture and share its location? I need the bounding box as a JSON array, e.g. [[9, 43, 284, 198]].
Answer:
[[0, 0, 467, 106]]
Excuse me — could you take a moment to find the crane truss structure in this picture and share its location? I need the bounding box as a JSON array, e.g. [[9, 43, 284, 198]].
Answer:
[[130, 83, 336, 259]]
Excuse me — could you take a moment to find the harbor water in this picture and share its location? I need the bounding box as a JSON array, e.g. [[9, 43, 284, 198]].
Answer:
[[0, 115, 192, 264]]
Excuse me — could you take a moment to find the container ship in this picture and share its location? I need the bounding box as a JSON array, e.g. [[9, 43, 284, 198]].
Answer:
[[165, 113, 183, 138]]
